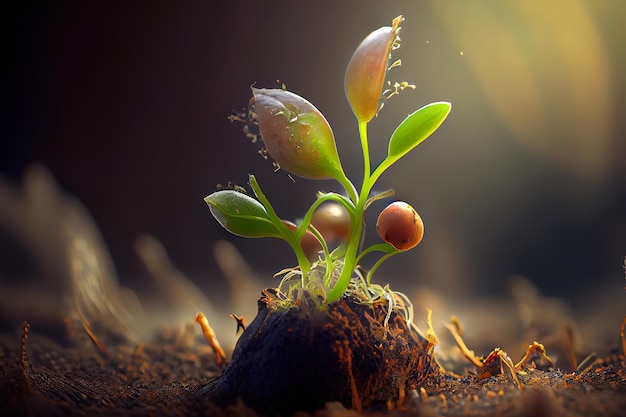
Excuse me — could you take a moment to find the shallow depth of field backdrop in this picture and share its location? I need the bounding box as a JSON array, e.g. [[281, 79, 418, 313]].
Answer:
[[1, 1, 625, 346]]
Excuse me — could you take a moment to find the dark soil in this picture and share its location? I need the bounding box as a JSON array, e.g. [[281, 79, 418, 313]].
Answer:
[[198, 290, 435, 415], [1, 301, 625, 417]]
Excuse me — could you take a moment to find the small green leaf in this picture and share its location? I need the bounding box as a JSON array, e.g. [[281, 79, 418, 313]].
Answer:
[[363, 188, 395, 211], [386, 102, 451, 166], [205, 190, 281, 238]]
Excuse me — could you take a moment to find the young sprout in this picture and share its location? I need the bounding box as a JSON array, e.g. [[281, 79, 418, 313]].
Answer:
[[206, 15, 451, 304]]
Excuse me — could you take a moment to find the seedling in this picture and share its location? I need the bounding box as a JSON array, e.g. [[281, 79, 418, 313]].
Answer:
[[206, 15, 451, 306]]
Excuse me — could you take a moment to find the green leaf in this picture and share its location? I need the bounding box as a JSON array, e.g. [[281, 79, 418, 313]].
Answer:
[[205, 190, 281, 238], [386, 102, 451, 166], [363, 188, 395, 211]]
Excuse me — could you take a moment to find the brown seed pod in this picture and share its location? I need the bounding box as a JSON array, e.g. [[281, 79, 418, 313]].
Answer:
[[310, 202, 350, 243], [376, 201, 423, 251]]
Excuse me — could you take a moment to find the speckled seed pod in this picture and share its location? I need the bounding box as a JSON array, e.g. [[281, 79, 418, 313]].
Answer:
[[252, 87, 346, 181], [376, 201, 423, 251]]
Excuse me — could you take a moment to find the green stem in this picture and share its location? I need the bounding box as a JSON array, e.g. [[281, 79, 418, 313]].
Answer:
[[336, 174, 359, 205], [369, 156, 394, 190], [249, 175, 311, 278], [295, 193, 353, 288], [355, 242, 396, 266], [326, 121, 373, 303], [306, 224, 334, 285], [365, 251, 400, 285], [326, 210, 362, 302], [295, 193, 354, 241], [359, 120, 370, 188]]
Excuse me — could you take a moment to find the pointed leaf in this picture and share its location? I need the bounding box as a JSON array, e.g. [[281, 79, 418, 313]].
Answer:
[[386, 102, 451, 165], [363, 188, 395, 211], [205, 190, 281, 238]]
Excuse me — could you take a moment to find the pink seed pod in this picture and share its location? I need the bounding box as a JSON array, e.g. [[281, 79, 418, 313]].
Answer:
[[311, 202, 350, 243], [376, 201, 423, 251], [252, 87, 346, 181], [344, 15, 403, 123]]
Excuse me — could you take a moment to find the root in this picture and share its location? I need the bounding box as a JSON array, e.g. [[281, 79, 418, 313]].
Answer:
[[81, 318, 108, 359], [196, 312, 227, 366]]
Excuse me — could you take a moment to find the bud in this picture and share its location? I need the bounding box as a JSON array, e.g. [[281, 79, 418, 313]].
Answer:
[[376, 201, 423, 251], [252, 87, 346, 181], [345, 16, 403, 123]]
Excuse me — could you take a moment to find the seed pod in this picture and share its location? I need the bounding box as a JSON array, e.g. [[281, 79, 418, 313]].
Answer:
[[345, 16, 403, 123], [252, 87, 346, 181], [376, 201, 423, 251], [311, 202, 350, 243]]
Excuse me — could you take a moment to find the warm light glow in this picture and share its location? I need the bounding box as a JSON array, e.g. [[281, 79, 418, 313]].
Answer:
[[431, 0, 612, 179]]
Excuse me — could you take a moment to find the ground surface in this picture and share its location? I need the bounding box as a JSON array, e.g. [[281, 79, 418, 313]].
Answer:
[[1, 166, 624, 416], [1, 326, 625, 417]]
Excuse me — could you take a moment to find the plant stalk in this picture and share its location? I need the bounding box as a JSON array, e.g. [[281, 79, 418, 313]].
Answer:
[[326, 120, 376, 302]]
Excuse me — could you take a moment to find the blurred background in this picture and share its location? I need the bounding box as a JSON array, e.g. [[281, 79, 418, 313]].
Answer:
[[1, 1, 624, 354]]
